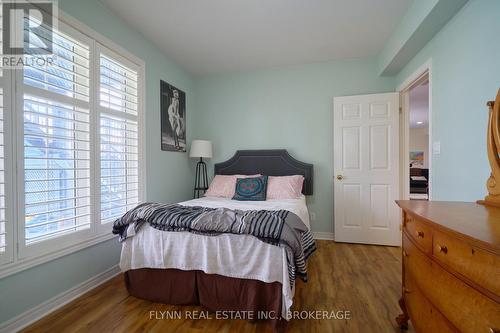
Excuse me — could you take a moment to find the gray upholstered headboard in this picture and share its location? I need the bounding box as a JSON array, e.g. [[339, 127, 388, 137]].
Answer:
[[214, 150, 313, 195]]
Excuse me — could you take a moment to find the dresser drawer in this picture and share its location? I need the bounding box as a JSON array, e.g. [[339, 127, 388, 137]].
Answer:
[[404, 213, 432, 253], [404, 232, 500, 333], [404, 272, 457, 333], [428, 259, 500, 333], [433, 230, 500, 298], [403, 232, 433, 289]]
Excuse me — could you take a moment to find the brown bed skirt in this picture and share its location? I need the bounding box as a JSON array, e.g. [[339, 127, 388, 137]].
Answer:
[[124, 268, 288, 332]]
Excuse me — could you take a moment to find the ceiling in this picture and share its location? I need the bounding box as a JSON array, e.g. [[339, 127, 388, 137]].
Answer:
[[100, 0, 413, 76], [409, 82, 429, 129]]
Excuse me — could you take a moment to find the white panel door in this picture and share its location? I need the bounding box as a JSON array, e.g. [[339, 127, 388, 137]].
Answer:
[[334, 93, 400, 246]]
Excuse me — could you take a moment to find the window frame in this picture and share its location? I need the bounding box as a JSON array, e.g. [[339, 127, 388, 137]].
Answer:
[[0, 10, 146, 278]]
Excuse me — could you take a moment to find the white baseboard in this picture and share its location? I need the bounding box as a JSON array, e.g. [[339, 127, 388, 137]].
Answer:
[[0, 265, 121, 333], [312, 232, 334, 240]]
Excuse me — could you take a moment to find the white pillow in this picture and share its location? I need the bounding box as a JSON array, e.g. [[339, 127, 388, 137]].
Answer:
[[266, 175, 305, 199]]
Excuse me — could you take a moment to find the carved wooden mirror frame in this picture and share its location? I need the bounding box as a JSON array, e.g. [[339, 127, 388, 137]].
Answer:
[[478, 89, 500, 207]]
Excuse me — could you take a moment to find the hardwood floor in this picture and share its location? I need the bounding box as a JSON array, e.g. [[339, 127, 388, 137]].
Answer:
[[21, 241, 414, 333]]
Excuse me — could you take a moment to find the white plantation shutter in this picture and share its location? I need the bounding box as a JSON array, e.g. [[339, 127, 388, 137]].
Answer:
[[24, 17, 90, 102], [100, 55, 138, 115], [0, 5, 3, 76], [0, 0, 5, 253], [20, 21, 93, 251], [0, 88, 5, 253], [100, 115, 139, 222], [0, 6, 3, 253], [0, 6, 14, 266], [98, 48, 140, 224], [23, 96, 91, 244], [0, 83, 13, 266]]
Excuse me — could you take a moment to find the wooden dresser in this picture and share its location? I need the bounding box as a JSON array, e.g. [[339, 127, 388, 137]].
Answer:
[[396, 200, 500, 333]]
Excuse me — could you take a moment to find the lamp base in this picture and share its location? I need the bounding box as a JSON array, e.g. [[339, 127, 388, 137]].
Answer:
[[194, 157, 209, 199]]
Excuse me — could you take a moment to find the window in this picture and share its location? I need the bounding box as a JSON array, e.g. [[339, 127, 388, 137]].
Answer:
[[22, 22, 92, 247], [23, 96, 91, 244], [0, 11, 144, 276]]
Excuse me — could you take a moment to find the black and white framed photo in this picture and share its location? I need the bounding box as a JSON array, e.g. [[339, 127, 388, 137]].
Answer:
[[160, 80, 186, 152]]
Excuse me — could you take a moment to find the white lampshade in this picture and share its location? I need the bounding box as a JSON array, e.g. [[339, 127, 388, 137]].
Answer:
[[189, 140, 213, 158]]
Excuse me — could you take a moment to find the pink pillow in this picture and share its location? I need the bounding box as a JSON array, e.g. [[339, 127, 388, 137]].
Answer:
[[205, 174, 261, 198], [266, 175, 304, 199]]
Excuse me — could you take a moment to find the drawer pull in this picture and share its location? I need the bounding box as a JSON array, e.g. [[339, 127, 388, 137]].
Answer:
[[437, 244, 448, 254], [404, 288, 411, 294], [402, 250, 409, 257], [416, 231, 424, 238], [489, 328, 499, 333]]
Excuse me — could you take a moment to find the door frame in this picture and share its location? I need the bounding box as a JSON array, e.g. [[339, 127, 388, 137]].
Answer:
[[398, 59, 433, 201]]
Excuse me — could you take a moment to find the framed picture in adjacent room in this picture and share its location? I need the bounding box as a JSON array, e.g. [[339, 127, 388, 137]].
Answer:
[[160, 80, 186, 151], [410, 151, 424, 168]]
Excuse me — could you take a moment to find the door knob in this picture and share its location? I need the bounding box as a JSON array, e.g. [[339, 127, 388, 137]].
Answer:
[[336, 175, 344, 180]]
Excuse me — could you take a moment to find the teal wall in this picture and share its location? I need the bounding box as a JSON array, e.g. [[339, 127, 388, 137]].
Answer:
[[0, 0, 194, 324], [396, 0, 500, 201], [193, 58, 395, 233]]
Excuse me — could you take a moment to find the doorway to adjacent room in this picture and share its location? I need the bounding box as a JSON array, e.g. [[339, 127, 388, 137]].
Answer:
[[399, 66, 431, 201]]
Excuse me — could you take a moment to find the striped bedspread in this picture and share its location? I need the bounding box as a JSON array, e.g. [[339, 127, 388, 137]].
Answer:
[[112, 203, 316, 288]]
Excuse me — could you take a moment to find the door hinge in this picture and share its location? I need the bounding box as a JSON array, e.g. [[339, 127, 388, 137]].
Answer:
[[399, 106, 402, 114]]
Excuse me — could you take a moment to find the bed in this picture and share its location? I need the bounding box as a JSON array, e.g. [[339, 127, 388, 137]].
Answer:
[[118, 150, 314, 332]]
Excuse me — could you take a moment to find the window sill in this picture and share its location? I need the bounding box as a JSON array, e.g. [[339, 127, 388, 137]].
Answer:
[[0, 233, 118, 279]]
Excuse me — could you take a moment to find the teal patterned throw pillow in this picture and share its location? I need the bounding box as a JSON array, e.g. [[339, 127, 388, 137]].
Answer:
[[232, 176, 268, 201]]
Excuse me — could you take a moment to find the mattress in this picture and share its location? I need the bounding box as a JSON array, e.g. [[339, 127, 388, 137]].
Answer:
[[119, 195, 311, 318]]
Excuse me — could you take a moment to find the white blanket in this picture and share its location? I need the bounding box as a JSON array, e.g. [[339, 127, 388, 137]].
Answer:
[[119, 195, 310, 318]]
